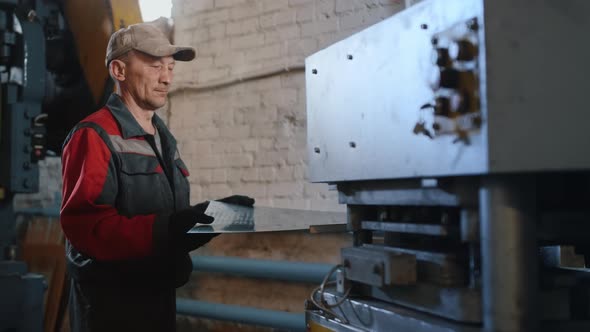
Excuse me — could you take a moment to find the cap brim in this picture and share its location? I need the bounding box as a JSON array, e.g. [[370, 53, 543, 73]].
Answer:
[[135, 41, 196, 61]]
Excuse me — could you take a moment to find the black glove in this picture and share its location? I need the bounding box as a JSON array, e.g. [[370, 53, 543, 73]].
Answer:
[[168, 201, 217, 253], [216, 194, 255, 207], [168, 195, 255, 253]]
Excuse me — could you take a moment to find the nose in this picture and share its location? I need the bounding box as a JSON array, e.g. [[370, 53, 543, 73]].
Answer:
[[160, 67, 172, 85]]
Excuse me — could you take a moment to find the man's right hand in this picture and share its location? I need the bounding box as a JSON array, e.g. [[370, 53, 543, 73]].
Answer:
[[168, 201, 218, 253]]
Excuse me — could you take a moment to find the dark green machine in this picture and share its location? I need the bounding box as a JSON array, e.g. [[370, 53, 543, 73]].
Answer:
[[0, 1, 49, 330], [0, 0, 99, 330]]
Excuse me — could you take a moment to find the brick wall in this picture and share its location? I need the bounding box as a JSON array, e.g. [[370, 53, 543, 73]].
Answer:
[[170, 0, 406, 210], [169, 0, 409, 331]]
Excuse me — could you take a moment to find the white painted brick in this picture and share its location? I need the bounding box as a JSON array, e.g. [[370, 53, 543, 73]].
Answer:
[[258, 138, 274, 150], [186, 0, 214, 13], [260, 0, 288, 13], [260, 9, 296, 29], [227, 18, 260, 36], [286, 37, 318, 56], [197, 67, 230, 83], [259, 166, 276, 181], [190, 140, 213, 155], [208, 23, 226, 39], [211, 168, 227, 183], [219, 125, 250, 139], [304, 182, 327, 197], [265, 25, 300, 43], [194, 126, 220, 139], [192, 9, 230, 26], [232, 93, 261, 108], [248, 76, 282, 91], [191, 28, 210, 43], [244, 43, 282, 62], [261, 88, 297, 107], [250, 124, 277, 138], [230, 34, 265, 50], [229, 3, 261, 20], [339, 11, 366, 30], [224, 153, 254, 167], [191, 56, 215, 70], [226, 168, 242, 184], [294, 165, 306, 180], [280, 72, 304, 89], [316, 0, 336, 18], [233, 183, 267, 199], [213, 109, 235, 126], [230, 62, 264, 78], [213, 141, 242, 153], [214, 52, 244, 67], [287, 150, 306, 165], [268, 182, 303, 197], [275, 165, 295, 181], [295, 6, 314, 23], [196, 39, 231, 56], [241, 168, 259, 182], [289, 0, 313, 6], [301, 17, 338, 37], [241, 139, 258, 152], [255, 151, 285, 166], [195, 154, 223, 168], [215, 0, 245, 8], [208, 184, 233, 198]]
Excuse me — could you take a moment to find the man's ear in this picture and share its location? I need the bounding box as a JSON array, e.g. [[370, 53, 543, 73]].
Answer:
[[109, 59, 126, 82]]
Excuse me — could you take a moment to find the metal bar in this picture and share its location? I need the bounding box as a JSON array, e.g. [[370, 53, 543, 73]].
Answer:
[[362, 220, 455, 236], [191, 256, 334, 284], [176, 299, 305, 332], [479, 176, 538, 332]]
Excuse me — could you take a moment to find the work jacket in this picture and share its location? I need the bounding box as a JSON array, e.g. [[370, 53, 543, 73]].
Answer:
[[60, 93, 192, 287]]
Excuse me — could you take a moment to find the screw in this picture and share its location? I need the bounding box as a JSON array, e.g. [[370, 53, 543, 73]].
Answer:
[[431, 37, 438, 45], [467, 18, 478, 31], [420, 23, 428, 30], [349, 141, 356, 148], [311, 69, 318, 74], [373, 264, 382, 275], [314, 147, 320, 154], [343, 259, 351, 268], [347, 54, 353, 60]]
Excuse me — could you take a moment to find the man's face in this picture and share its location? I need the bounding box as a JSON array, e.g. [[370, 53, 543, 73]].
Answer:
[[123, 51, 175, 110]]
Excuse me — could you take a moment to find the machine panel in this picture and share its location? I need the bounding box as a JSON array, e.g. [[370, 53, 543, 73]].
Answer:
[[306, 0, 590, 182]]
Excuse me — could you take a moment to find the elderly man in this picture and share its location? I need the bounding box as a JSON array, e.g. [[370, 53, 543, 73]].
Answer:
[[60, 19, 253, 331]]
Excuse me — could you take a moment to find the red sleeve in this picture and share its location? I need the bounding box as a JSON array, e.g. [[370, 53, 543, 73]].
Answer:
[[60, 127, 158, 261]]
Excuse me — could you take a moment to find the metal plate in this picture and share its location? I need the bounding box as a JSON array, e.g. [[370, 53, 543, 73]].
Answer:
[[188, 201, 346, 233], [306, 0, 590, 182], [306, 0, 487, 182]]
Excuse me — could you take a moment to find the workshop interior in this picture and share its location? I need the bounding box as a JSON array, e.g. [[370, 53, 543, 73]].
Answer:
[[2, 0, 590, 331]]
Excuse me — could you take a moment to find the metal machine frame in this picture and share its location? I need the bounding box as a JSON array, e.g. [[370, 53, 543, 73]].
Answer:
[[305, 1, 590, 331]]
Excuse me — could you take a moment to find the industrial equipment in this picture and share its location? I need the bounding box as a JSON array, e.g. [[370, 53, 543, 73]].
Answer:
[[304, 0, 590, 331], [0, 1, 141, 330]]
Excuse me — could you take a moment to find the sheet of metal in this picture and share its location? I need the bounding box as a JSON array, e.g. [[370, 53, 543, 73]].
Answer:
[[306, 0, 590, 182], [188, 201, 346, 233], [306, 0, 487, 182]]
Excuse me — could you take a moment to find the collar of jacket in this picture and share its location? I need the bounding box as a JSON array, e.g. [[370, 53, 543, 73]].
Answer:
[[105, 93, 175, 147]]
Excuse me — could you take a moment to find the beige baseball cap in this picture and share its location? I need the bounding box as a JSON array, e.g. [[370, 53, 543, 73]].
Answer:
[[105, 19, 195, 67]]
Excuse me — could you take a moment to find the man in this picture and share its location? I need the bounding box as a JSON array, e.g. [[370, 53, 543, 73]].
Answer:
[[60, 19, 253, 331]]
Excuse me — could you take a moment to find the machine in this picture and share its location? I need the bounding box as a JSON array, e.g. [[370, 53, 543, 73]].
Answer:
[[305, 0, 590, 331], [0, 1, 141, 330]]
